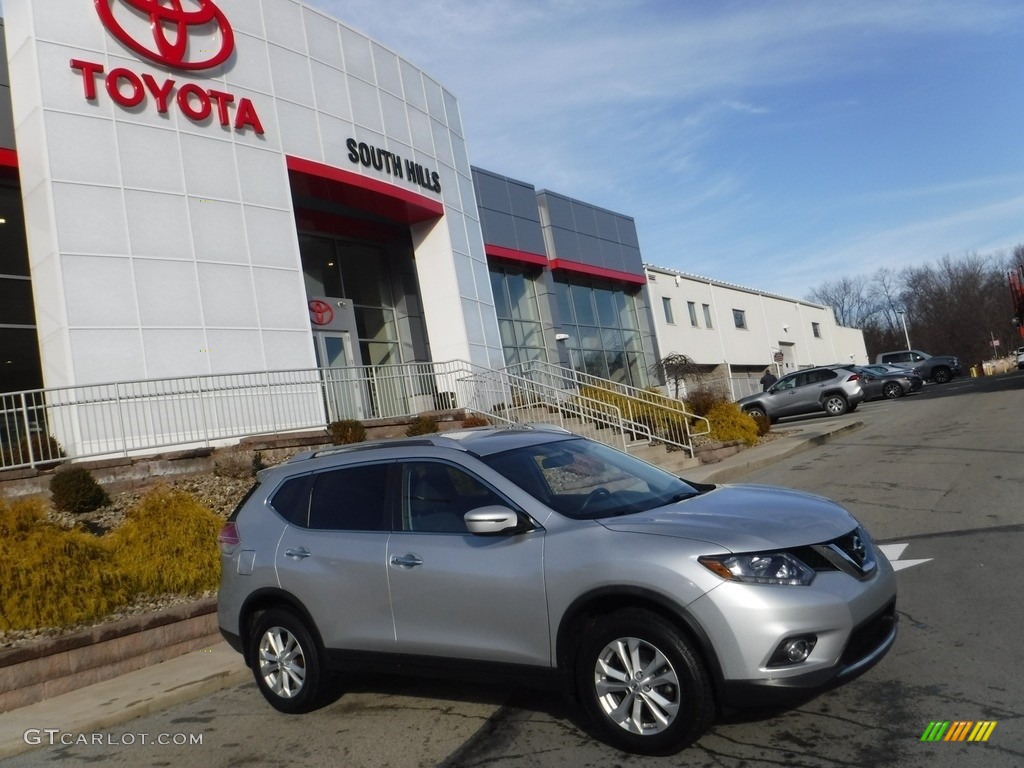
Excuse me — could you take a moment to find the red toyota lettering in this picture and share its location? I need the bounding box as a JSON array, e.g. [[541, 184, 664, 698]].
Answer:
[[105, 68, 145, 108]]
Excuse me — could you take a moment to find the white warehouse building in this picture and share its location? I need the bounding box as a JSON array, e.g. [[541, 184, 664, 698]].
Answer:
[[645, 264, 868, 399]]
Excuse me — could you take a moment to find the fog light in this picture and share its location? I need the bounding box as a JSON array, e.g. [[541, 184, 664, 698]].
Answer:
[[768, 635, 817, 667]]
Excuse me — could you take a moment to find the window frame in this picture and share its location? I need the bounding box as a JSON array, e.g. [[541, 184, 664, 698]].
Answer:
[[662, 296, 675, 325]]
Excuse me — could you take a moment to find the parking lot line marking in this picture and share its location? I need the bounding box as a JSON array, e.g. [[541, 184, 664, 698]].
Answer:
[[877, 543, 932, 572]]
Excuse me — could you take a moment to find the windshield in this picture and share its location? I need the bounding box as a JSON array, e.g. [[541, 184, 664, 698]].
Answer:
[[481, 437, 700, 519]]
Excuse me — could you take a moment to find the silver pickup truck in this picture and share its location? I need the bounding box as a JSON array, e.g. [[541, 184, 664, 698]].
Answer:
[[874, 350, 961, 383]]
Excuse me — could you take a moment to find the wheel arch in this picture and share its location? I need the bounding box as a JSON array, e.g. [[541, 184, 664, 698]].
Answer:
[[555, 587, 725, 700], [237, 588, 326, 669]]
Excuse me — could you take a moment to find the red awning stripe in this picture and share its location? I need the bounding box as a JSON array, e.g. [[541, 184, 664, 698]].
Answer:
[[485, 244, 549, 267], [286, 155, 443, 224], [549, 258, 647, 285]]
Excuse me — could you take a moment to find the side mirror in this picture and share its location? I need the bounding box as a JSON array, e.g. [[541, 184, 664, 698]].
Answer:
[[464, 505, 526, 535]]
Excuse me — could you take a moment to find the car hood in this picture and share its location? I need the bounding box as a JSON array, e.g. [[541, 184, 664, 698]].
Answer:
[[597, 484, 858, 552]]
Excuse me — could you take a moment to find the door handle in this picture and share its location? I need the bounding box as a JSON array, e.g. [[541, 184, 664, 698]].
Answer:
[[285, 546, 311, 559], [390, 554, 423, 568]]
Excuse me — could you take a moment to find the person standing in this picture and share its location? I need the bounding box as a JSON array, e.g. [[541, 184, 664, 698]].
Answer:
[[759, 367, 778, 391]]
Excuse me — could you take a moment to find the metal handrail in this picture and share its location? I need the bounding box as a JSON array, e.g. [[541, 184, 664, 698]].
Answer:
[[0, 357, 697, 471], [505, 360, 710, 455]]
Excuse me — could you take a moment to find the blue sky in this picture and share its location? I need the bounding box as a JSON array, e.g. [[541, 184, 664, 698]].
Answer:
[[5, 1, 1022, 299], [309, 0, 1024, 299]]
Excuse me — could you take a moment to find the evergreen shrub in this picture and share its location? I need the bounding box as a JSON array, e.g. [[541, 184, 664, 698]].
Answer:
[[50, 466, 110, 515], [406, 415, 439, 436], [328, 419, 367, 444]]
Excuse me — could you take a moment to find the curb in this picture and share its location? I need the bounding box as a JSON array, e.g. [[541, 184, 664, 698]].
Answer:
[[0, 642, 251, 760], [0, 599, 219, 713], [685, 421, 864, 484]]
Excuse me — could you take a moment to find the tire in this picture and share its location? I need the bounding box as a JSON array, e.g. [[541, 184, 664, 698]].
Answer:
[[249, 608, 326, 714], [823, 394, 848, 416], [575, 609, 714, 755], [932, 367, 951, 384], [882, 382, 903, 399], [745, 406, 768, 423]]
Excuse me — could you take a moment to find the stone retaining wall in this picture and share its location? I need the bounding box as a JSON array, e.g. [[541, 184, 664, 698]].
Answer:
[[0, 599, 220, 713]]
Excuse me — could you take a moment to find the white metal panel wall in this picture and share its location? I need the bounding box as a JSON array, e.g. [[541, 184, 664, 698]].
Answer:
[[4, 0, 502, 455], [6, 0, 501, 393]]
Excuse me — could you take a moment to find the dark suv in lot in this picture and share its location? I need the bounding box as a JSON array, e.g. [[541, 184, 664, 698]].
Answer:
[[874, 350, 961, 384], [217, 427, 896, 755], [737, 366, 864, 424]]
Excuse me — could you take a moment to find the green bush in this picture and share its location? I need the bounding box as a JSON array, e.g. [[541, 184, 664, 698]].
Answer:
[[683, 385, 731, 418], [213, 450, 265, 479], [705, 402, 760, 446], [578, 385, 691, 443], [329, 419, 367, 444], [406, 415, 439, 436], [0, 497, 128, 631], [50, 466, 110, 515], [108, 486, 222, 595]]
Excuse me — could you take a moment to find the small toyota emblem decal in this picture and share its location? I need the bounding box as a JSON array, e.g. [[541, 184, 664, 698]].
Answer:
[[94, 0, 235, 71], [308, 300, 334, 326]]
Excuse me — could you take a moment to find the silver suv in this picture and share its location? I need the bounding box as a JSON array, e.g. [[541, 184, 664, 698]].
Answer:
[[737, 366, 864, 424], [218, 427, 896, 755]]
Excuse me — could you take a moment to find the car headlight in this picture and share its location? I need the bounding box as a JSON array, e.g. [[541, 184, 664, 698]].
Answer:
[[699, 552, 815, 586]]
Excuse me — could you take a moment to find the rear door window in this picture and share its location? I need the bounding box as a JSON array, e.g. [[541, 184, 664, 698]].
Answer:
[[269, 474, 313, 526], [309, 463, 391, 531]]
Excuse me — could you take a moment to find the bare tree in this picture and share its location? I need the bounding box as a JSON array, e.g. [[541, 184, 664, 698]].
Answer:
[[808, 248, 1024, 365], [806, 275, 878, 328], [649, 353, 700, 399]]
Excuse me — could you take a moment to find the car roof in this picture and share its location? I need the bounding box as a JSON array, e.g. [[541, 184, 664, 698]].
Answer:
[[285, 424, 577, 465]]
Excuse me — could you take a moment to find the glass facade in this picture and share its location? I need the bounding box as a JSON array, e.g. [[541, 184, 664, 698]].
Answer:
[[554, 277, 648, 387], [0, 184, 42, 394], [300, 234, 402, 367], [490, 265, 547, 367]]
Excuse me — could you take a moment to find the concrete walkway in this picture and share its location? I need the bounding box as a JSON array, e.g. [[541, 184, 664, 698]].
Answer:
[[0, 418, 860, 760]]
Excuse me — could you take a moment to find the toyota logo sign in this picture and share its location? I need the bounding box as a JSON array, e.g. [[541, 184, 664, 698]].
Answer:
[[94, 0, 235, 71], [309, 301, 335, 327]]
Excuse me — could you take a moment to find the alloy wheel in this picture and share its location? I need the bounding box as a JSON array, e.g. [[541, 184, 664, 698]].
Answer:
[[593, 636, 681, 735], [258, 626, 307, 699]]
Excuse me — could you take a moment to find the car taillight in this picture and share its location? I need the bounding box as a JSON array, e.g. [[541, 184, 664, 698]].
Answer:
[[218, 522, 241, 554], [846, 373, 861, 382]]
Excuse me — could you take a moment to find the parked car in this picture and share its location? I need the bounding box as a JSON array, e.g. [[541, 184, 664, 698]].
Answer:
[[217, 427, 897, 756], [736, 366, 864, 424], [1015, 346, 1024, 370], [874, 350, 961, 384], [853, 366, 924, 400], [861, 363, 917, 376]]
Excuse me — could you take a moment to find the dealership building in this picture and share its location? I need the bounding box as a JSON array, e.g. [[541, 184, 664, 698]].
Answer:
[[0, 0, 661, 407], [0, 1, 865, 461]]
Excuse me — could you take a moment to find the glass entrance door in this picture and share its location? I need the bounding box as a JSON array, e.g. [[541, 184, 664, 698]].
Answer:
[[314, 332, 366, 421]]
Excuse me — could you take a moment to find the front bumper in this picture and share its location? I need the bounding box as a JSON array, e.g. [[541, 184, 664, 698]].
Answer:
[[688, 555, 898, 709], [717, 598, 897, 708]]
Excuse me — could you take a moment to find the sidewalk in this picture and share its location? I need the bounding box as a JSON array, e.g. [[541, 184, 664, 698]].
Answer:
[[0, 418, 861, 760]]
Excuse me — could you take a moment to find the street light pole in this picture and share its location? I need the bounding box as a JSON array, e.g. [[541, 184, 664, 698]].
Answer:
[[897, 309, 912, 351]]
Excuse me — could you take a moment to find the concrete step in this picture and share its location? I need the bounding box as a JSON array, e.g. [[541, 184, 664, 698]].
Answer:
[[626, 442, 701, 474]]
